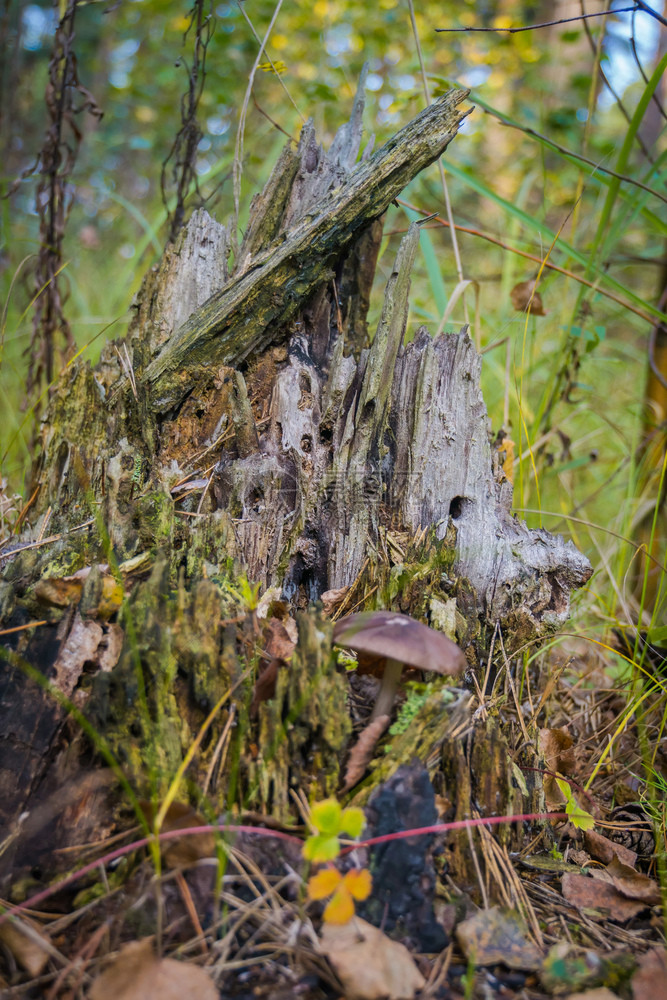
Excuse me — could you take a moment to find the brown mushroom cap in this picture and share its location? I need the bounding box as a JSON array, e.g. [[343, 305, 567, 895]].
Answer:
[[333, 610, 466, 675]]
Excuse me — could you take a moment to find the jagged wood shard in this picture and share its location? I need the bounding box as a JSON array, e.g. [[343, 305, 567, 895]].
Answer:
[[140, 89, 472, 412]]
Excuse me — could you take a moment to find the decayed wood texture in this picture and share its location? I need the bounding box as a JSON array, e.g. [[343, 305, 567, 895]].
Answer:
[[140, 88, 472, 413], [0, 82, 589, 884]]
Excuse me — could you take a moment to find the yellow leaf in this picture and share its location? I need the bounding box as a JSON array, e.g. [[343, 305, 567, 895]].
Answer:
[[343, 868, 372, 901], [323, 886, 355, 924], [308, 868, 342, 900]]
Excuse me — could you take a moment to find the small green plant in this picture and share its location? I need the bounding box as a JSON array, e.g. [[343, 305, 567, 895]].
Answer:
[[555, 776, 595, 831], [388, 682, 429, 736], [303, 798, 372, 924], [223, 573, 262, 611]]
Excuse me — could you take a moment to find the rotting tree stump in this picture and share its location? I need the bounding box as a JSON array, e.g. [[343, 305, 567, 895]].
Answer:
[[0, 76, 591, 895]]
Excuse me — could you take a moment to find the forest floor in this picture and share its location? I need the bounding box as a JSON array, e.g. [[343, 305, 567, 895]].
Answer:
[[0, 631, 665, 1000]]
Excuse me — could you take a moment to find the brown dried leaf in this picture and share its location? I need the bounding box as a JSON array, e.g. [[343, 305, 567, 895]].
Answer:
[[89, 938, 217, 1000], [320, 917, 425, 1000], [561, 873, 648, 922], [510, 279, 547, 315], [251, 657, 279, 714], [262, 618, 296, 662], [539, 727, 575, 772], [539, 727, 576, 811], [0, 919, 51, 976], [603, 856, 661, 905], [139, 801, 215, 868], [98, 623, 125, 672], [34, 576, 84, 607], [34, 564, 123, 617], [455, 906, 543, 970], [632, 948, 667, 1000], [342, 715, 391, 791], [250, 619, 297, 712], [321, 586, 351, 615], [584, 829, 637, 868], [52, 613, 104, 697]]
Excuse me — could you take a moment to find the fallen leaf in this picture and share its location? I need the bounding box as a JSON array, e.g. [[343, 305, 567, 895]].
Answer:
[[561, 873, 648, 922], [342, 715, 391, 791], [455, 906, 543, 970], [98, 623, 125, 672], [510, 279, 547, 315], [539, 727, 576, 811], [632, 948, 667, 1000], [319, 917, 425, 1000], [598, 856, 661, 905], [34, 565, 124, 618], [89, 938, 217, 1000], [584, 829, 637, 869], [261, 617, 296, 661], [138, 801, 215, 868], [251, 618, 297, 712], [52, 613, 104, 697], [251, 658, 280, 714], [321, 586, 351, 615], [0, 918, 51, 976]]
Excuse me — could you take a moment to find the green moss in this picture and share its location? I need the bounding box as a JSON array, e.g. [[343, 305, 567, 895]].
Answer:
[[247, 611, 351, 820], [134, 488, 174, 549]]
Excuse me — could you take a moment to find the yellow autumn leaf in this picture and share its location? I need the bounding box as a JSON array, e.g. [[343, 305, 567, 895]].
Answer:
[[323, 887, 355, 925], [307, 867, 342, 901], [343, 868, 372, 901]]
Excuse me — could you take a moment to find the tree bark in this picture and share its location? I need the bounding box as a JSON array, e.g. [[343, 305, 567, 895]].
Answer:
[[0, 80, 590, 890]]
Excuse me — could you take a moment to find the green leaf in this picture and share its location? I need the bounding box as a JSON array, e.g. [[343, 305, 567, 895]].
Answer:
[[310, 798, 342, 835], [302, 833, 340, 863], [555, 777, 595, 831], [339, 807, 365, 839], [565, 798, 596, 831]]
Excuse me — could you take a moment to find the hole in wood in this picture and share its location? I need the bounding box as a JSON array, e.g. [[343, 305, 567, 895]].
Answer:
[[449, 496, 465, 520]]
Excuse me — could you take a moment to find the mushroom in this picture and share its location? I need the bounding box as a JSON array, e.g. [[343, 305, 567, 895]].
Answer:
[[333, 610, 466, 720]]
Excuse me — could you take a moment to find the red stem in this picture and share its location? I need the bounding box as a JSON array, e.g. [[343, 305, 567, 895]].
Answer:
[[0, 811, 567, 928]]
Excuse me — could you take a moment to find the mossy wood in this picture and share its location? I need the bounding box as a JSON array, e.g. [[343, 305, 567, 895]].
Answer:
[[0, 81, 588, 891]]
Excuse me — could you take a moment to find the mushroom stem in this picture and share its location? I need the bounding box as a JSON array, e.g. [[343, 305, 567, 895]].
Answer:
[[370, 657, 404, 720]]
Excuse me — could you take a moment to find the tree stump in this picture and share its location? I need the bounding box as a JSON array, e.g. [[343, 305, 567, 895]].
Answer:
[[0, 78, 590, 893]]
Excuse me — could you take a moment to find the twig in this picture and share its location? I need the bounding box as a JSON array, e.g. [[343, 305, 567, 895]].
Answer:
[[436, 7, 638, 32], [0, 518, 95, 563], [232, 0, 286, 255], [396, 197, 663, 325]]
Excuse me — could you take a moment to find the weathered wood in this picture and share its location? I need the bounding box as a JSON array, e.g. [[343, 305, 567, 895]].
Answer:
[[139, 88, 471, 413]]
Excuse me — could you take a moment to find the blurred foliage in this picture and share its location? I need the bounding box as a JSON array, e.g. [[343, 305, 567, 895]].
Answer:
[[0, 0, 666, 628]]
